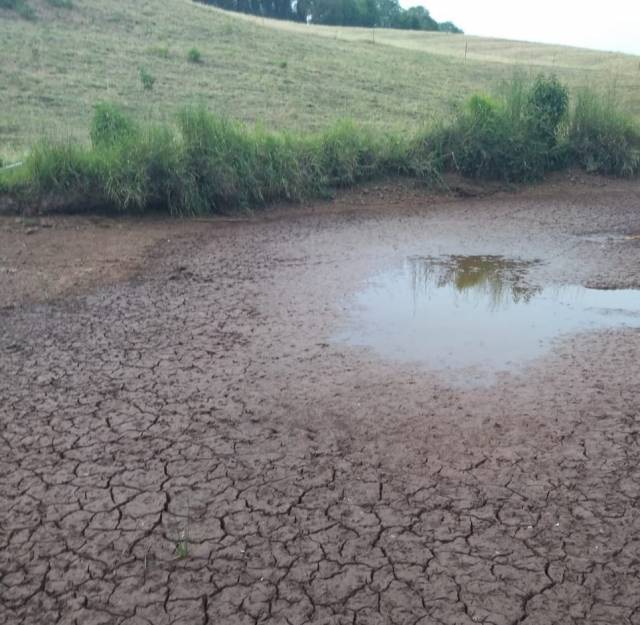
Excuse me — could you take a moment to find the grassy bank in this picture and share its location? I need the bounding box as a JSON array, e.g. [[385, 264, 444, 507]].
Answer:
[[2, 77, 638, 215], [1, 0, 640, 156]]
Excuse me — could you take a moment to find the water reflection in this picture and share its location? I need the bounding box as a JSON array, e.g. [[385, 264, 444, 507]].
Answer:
[[408, 255, 542, 309], [336, 255, 640, 373]]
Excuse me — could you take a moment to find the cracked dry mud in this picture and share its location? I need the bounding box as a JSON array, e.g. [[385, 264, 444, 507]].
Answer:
[[2, 179, 640, 625]]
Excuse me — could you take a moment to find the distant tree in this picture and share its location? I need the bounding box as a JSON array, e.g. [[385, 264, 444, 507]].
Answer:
[[439, 21, 463, 34], [393, 5, 438, 31], [376, 0, 400, 27], [194, 0, 462, 32]]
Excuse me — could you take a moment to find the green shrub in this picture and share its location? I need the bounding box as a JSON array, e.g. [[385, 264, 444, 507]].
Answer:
[[187, 47, 202, 63], [90, 102, 138, 147], [139, 67, 156, 91], [440, 94, 542, 181], [525, 75, 569, 147], [439, 76, 571, 182]]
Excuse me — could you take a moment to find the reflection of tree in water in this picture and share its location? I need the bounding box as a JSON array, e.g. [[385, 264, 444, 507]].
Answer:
[[408, 255, 542, 309]]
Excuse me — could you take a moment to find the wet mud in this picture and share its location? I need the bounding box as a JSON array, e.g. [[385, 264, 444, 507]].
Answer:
[[2, 177, 640, 624]]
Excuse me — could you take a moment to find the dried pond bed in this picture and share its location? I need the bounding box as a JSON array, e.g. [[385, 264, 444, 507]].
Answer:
[[2, 178, 640, 625]]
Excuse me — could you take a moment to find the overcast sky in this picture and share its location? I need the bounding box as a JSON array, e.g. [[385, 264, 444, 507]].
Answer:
[[411, 0, 640, 55]]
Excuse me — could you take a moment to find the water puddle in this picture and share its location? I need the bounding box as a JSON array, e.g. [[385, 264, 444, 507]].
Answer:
[[336, 255, 640, 372]]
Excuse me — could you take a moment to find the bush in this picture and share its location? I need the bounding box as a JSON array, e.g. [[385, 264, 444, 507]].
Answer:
[[139, 67, 156, 91], [187, 47, 202, 63], [526, 75, 569, 147], [438, 75, 570, 182], [439, 94, 542, 181]]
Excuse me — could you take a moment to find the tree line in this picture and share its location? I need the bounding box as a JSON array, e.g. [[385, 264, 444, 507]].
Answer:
[[195, 0, 463, 32]]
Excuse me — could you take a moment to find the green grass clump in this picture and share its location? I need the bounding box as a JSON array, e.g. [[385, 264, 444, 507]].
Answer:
[[139, 67, 156, 91], [2, 77, 638, 215], [187, 47, 202, 63], [568, 89, 640, 176], [90, 102, 138, 147]]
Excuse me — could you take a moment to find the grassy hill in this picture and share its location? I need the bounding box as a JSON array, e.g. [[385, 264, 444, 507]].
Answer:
[[1, 0, 639, 160]]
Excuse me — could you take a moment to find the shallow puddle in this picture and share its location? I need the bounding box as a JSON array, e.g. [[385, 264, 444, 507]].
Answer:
[[336, 255, 640, 372]]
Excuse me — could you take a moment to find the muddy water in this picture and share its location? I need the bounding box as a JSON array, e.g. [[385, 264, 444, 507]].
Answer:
[[336, 255, 640, 371]]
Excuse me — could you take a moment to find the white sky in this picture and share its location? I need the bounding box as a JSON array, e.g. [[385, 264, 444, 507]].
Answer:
[[409, 0, 640, 56]]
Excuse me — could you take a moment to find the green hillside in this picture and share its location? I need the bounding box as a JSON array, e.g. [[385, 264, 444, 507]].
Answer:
[[1, 0, 639, 158]]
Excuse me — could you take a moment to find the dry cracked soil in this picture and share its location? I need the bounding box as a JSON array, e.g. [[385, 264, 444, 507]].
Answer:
[[1, 177, 640, 625]]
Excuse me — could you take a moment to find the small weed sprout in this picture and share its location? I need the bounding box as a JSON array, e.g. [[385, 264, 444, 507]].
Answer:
[[187, 47, 202, 63], [279, 60, 288, 69], [175, 529, 189, 559], [139, 67, 156, 91]]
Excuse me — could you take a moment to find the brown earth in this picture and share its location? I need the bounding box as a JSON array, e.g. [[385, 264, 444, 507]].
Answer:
[[0, 215, 226, 308], [1, 176, 640, 625]]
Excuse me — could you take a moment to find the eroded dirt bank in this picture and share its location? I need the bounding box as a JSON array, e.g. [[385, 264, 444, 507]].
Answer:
[[2, 177, 640, 625]]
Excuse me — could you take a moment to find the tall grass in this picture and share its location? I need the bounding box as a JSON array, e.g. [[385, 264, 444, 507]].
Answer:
[[431, 75, 571, 182], [568, 89, 640, 176], [6, 106, 426, 214], [2, 77, 638, 215]]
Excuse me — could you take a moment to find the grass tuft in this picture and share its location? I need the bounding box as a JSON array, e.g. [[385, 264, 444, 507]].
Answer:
[[187, 47, 202, 63], [139, 67, 156, 91]]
